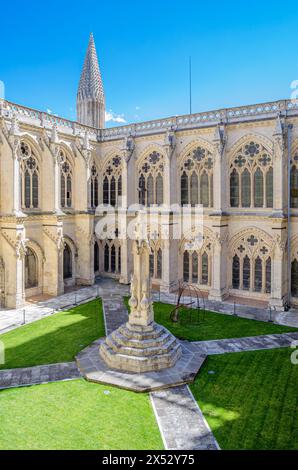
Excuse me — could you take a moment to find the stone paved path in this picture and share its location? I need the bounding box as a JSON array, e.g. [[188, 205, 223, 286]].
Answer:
[[188, 331, 298, 355], [0, 362, 81, 390], [101, 293, 129, 335], [152, 291, 298, 328], [0, 278, 129, 334], [150, 385, 219, 450]]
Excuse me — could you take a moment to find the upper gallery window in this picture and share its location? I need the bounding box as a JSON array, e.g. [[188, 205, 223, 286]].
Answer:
[[60, 150, 73, 208], [229, 141, 273, 209], [138, 151, 164, 206], [180, 146, 213, 208], [20, 142, 39, 209], [90, 164, 99, 208], [103, 156, 122, 207]]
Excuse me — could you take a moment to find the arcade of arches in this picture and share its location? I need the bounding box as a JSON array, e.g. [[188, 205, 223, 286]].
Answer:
[[1, 120, 298, 312]]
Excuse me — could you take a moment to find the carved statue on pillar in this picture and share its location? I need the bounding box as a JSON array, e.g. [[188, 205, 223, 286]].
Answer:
[[100, 213, 182, 372]]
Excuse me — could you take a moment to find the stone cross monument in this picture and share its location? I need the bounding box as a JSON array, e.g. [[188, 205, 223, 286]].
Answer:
[[100, 215, 182, 372]]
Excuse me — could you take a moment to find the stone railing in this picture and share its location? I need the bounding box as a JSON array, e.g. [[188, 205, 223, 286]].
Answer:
[[100, 99, 298, 140], [0, 99, 98, 139], [1, 98, 298, 142]]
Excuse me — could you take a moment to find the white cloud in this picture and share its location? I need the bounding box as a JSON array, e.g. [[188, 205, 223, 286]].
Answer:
[[105, 109, 126, 124], [135, 106, 141, 111], [46, 108, 52, 114]]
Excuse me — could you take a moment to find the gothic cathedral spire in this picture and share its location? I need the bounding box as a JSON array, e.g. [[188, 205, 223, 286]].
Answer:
[[77, 33, 105, 129]]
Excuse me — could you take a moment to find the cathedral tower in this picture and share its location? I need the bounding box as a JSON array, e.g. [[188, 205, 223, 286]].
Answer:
[[77, 33, 105, 129]]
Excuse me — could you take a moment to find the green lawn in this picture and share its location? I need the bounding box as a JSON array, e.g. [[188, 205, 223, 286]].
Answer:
[[190, 348, 298, 450], [124, 298, 297, 341], [0, 379, 163, 450], [0, 299, 105, 370]]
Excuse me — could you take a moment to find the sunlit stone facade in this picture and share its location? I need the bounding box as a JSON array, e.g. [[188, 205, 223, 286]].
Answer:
[[0, 36, 298, 311]]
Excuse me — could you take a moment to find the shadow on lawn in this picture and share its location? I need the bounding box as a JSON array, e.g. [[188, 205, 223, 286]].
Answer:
[[0, 300, 105, 370]]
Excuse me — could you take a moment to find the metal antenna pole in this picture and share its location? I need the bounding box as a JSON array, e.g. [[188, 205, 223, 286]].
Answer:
[[189, 56, 192, 115], [287, 124, 293, 309]]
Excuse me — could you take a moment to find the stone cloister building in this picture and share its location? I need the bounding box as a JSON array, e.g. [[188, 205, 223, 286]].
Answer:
[[1, 33, 298, 311]]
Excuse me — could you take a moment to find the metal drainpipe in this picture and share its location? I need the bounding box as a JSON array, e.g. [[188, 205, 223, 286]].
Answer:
[[287, 123, 293, 310]]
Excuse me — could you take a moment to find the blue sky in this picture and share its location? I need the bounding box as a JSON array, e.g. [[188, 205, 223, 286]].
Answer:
[[1, 0, 298, 126]]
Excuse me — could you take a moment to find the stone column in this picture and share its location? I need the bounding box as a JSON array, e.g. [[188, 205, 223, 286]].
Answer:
[[119, 236, 131, 284], [99, 214, 182, 373], [2, 221, 26, 308], [270, 220, 288, 309], [42, 219, 64, 296], [12, 140, 22, 215], [211, 123, 227, 215], [208, 217, 229, 301], [160, 238, 179, 293], [272, 115, 286, 216], [53, 153, 62, 213], [76, 215, 94, 286]]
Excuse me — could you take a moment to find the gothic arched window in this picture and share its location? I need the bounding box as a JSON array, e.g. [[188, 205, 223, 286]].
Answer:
[[291, 259, 298, 296], [63, 243, 72, 279], [104, 244, 109, 272], [265, 257, 271, 294], [149, 244, 163, 280], [232, 255, 240, 289], [201, 252, 209, 285], [243, 255, 250, 290], [192, 252, 198, 283], [180, 146, 213, 208], [183, 251, 189, 282], [90, 164, 99, 209], [138, 151, 164, 206], [20, 142, 39, 210], [229, 141, 273, 209], [103, 240, 121, 274], [94, 242, 99, 272], [291, 155, 298, 208], [157, 248, 162, 279], [230, 169, 239, 207], [102, 155, 122, 207], [25, 247, 38, 288], [182, 235, 212, 286], [60, 151, 72, 208], [254, 256, 262, 292], [231, 233, 272, 294]]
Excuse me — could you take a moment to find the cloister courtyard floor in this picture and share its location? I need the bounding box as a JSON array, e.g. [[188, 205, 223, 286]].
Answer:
[[0, 279, 297, 450]]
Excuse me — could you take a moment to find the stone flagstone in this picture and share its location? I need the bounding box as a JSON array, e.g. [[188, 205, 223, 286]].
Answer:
[[0, 362, 81, 390], [150, 385, 219, 450]]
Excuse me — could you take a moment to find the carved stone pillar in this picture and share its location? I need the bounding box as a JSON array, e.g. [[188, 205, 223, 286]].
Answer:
[[10, 137, 23, 215], [208, 217, 229, 301], [272, 114, 286, 216], [270, 222, 288, 309], [211, 123, 227, 215], [42, 218, 64, 296], [99, 214, 182, 372], [160, 238, 179, 293], [2, 221, 26, 308], [119, 236, 131, 284], [76, 214, 94, 285]]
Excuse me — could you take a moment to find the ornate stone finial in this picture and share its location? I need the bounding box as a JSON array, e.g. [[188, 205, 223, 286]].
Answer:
[[121, 135, 135, 163], [273, 112, 284, 137], [83, 130, 90, 150], [51, 123, 59, 143], [213, 122, 226, 157], [163, 129, 176, 159], [273, 113, 285, 155]]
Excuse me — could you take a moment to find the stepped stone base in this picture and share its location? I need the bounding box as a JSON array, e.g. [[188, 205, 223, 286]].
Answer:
[[99, 322, 182, 372], [76, 339, 206, 392]]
